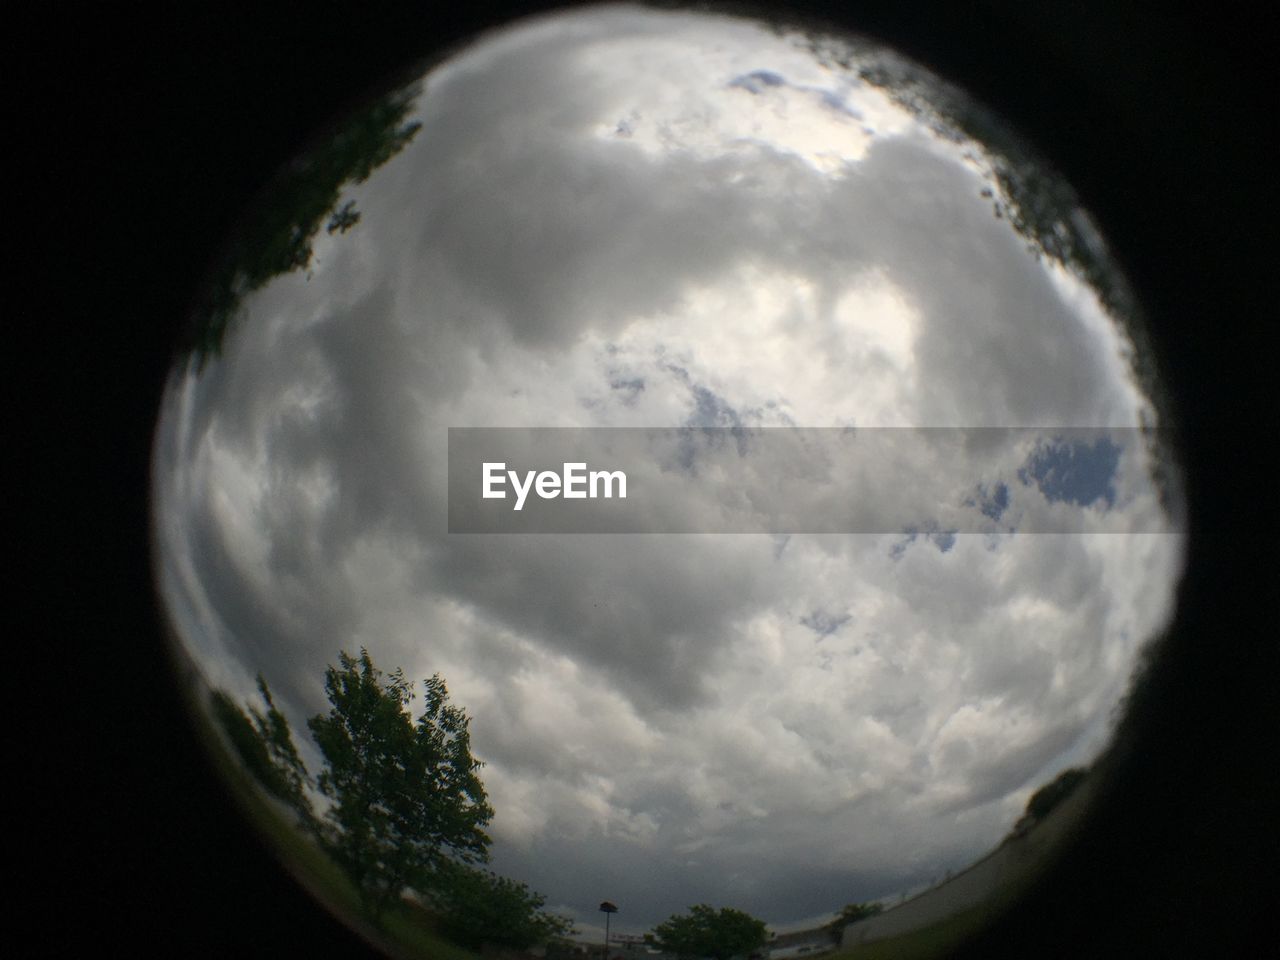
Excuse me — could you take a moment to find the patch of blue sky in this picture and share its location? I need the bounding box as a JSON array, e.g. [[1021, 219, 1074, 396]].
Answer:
[[729, 69, 786, 93], [1018, 436, 1121, 509]]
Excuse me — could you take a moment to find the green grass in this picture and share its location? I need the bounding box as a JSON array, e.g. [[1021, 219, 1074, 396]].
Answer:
[[829, 862, 1046, 960], [831, 902, 1000, 960]]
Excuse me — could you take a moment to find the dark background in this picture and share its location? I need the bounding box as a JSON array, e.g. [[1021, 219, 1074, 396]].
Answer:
[[38, 1, 1271, 956]]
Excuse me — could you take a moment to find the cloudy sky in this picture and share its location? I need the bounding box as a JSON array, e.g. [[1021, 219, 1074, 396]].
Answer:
[[153, 3, 1183, 937]]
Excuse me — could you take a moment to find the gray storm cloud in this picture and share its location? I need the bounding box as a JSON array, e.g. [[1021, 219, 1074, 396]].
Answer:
[[154, 3, 1182, 934]]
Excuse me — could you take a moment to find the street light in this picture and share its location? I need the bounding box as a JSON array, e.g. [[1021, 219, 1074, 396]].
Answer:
[[599, 901, 619, 960]]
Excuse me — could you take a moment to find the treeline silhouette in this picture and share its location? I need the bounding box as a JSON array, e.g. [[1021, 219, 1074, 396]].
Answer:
[[183, 85, 422, 368]]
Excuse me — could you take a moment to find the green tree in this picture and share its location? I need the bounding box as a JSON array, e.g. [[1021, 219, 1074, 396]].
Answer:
[[827, 901, 883, 930], [647, 905, 769, 960], [186, 85, 423, 367], [306, 649, 494, 921], [1008, 766, 1088, 837], [1025, 767, 1087, 821], [210, 675, 314, 826], [427, 859, 576, 950]]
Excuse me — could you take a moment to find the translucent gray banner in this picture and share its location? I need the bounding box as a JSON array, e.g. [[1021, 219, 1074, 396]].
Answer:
[[447, 428, 1181, 534]]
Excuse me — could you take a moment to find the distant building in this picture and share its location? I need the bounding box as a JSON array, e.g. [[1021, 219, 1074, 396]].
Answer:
[[766, 927, 838, 960], [587, 923, 838, 960], [565, 931, 674, 960]]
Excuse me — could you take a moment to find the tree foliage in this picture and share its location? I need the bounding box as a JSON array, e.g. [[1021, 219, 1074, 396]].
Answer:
[[186, 85, 423, 367], [208, 649, 573, 947], [647, 904, 769, 960], [427, 860, 576, 950], [306, 649, 494, 920], [828, 901, 883, 929], [1008, 766, 1088, 838], [1025, 767, 1087, 821], [210, 675, 313, 825]]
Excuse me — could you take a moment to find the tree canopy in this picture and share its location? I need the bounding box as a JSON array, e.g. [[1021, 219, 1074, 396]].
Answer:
[[647, 904, 769, 960], [1007, 766, 1088, 838], [427, 860, 576, 950], [210, 649, 571, 945], [210, 675, 312, 826], [307, 649, 494, 919], [185, 84, 422, 367], [1025, 767, 1087, 821], [828, 901, 883, 930]]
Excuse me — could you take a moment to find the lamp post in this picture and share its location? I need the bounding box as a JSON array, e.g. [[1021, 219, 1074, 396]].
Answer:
[[599, 901, 619, 960]]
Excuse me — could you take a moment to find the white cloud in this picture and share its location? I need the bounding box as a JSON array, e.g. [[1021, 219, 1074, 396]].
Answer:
[[153, 3, 1183, 934]]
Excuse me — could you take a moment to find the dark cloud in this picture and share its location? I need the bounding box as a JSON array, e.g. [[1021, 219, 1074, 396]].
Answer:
[[730, 69, 786, 93], [800, 610, 852, 636]]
